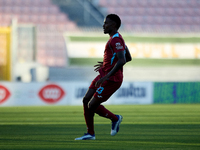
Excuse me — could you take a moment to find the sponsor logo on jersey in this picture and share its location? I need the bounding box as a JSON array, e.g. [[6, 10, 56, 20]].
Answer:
[[0, 85, 11, 104], [97, 95, 103, 98], [115, 42, 123, 50], [38, 84, 65, 103]]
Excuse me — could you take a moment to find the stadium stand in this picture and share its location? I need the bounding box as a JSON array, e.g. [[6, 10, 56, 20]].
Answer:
[[0, 0, 78, 67], [1, 0, 199, 68], [52, 0, 104, 27], [0, 0, 77, 26], [1, 0, 200, 81], [95, 0, 200, 33]]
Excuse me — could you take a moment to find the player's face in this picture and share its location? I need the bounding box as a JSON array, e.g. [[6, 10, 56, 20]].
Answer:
[[103, 18, 115, 34]]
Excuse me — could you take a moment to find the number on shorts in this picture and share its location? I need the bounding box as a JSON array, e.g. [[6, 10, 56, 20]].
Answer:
[[96, 87, 104, 94]]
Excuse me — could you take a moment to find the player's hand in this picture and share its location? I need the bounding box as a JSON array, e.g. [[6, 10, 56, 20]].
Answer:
[[94, 61, 103, 72], [95, 76, 107, 87]]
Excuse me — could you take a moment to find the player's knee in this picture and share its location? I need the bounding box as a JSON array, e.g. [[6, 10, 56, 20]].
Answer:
[[88, 103, 95, 111], [88, 102, 92, 110], [88, 100, 99, 111], [82, 97, 90, 105]]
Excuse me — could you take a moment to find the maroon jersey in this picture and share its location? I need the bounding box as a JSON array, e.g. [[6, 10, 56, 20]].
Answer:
[[99, 32, 125, 82]]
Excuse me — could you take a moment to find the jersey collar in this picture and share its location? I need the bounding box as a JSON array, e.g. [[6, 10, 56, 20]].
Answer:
[[112, 32, 119, 39]]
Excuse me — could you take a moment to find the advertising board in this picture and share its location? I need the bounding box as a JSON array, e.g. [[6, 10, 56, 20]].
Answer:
[[154, 82, 200, 103], [0, 81, 153, 106]]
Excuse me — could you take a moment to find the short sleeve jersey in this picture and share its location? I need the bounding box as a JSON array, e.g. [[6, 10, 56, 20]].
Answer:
[[99, 32, 125, 82]]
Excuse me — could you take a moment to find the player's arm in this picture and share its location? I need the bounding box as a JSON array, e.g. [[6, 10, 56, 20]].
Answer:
[[125, 46, 132, 63], [106, 50, 126, 77], [95, 51, 126, 87]]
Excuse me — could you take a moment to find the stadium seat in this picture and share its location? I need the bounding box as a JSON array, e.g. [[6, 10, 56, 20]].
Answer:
[[96, 0, 200, 32], [1, 0, 200, 67], [0, 0, 79, 66]]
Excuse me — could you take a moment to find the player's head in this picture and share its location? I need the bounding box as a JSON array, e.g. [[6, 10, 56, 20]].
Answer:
[[106, 14, 121, 30], [103, 14, 121, 34]]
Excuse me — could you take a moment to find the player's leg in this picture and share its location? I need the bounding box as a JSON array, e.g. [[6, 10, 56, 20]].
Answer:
[[90, 80, 123, 136], [82, 88, 96, 135], [95, 105, 118, 122], [89, 80, 120, 121], [75, 76, 102, 140], [89, 96, 123, 136], [75, 88, 96, 140], [87, 95, 118, 122]]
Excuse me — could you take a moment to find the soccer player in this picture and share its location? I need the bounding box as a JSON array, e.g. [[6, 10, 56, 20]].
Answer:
[[75, 14, 132, 140]]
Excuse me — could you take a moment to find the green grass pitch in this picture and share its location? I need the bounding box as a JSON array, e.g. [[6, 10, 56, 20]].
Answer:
[[0, 104, 200, 150]]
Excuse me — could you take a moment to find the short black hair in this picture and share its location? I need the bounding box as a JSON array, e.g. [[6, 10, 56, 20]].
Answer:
[[106, 14, 121, 30]]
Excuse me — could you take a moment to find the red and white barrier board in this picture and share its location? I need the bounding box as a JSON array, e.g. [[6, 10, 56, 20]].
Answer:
[[0, 81, 153, 106]]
